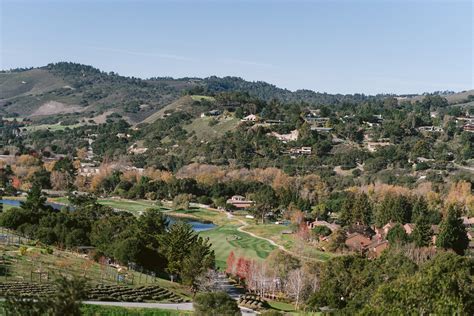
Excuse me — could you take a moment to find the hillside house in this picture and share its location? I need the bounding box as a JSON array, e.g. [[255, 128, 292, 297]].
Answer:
[[285, 146, 312, 156], [418, 126, 443, 133], [403, 223, 416, 235], [226, 195, 254, 209], [366, 240, 389, 259], [345, 233, 372, 252]]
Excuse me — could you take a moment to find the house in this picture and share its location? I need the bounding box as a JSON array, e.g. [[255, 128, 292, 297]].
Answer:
[[345, 233, 372, 252], [403, 223, 416, 235], [418, 126, 443, 133], [461, 217, 474, 227], [226, 195, 254, 209], [382, 222, 397, 236], [242, 114, 259, 122], [286, 147, 312, 156], [366, 240, 389, 259], [307, 220, 341, 232], [463, 124, 474, 132]]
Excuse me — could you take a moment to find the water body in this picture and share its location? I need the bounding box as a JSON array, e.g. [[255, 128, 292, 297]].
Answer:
[[0, 199, 215, 232]]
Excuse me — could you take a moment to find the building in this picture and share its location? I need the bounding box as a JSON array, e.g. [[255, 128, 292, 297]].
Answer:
[[307, 220, 340, 232], [345, 233, 372, 252], [418, 126, 443, 133], [286, 147, 312, 156], [403, 223, 416, 235], [366, 240, 389, 258], [463, 124, 474, 133], [226, 195, 254, 209]]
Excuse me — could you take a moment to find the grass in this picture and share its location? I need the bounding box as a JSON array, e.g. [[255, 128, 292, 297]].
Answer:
[[190, 95, 215, 102], [51, 197, 161, 216], [167, 207, 238, 226], [199, 225, 277, 269], [183, 116, 240, 141], [0, 242, 190, 298], [24, 122, 87, 132], [243, 223, 334, 261], [81, 305, 191, 316]]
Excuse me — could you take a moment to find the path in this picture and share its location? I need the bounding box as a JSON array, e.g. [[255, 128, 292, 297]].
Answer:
[[227, 212, 320, 262], [83, 300, 257, 315], [83, 301, 193, 310]]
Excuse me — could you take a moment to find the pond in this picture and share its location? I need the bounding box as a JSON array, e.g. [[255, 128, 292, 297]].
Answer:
[[0, 199, 216, 232]]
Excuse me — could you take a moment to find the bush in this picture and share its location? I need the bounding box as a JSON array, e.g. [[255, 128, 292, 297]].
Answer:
[[194, 292, 240, 316]]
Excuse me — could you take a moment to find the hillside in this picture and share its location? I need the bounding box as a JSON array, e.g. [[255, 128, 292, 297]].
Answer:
[[1, 62, 390, 127]]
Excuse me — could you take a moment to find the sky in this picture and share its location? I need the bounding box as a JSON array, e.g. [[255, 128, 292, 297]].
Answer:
[[1, 0, 472, 95]]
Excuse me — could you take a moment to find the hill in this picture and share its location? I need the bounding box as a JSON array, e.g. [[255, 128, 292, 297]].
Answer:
[[1, 62, 388, 128]]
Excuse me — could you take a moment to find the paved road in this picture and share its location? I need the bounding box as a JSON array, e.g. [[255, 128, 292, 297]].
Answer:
[[83, 301, 193, 310]]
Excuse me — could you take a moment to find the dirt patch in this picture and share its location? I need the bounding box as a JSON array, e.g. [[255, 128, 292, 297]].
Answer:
[[30, 101, 83, 116]]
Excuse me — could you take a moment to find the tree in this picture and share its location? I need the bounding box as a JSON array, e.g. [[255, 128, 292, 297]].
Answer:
[[20, 181, 49, 212], [172, 193, 192, 210], [411, 212, 433, 247], [251, 186, 277, 223], [386, 224, 409, 245], [226, 251, 236, 275], [194, 292, 240, 316], [181, 237, 215, 293], [285, 268, 306, 309], [159, 221, 214, 281], [327, 228, 347, 252], [436, 205, 469, 255]]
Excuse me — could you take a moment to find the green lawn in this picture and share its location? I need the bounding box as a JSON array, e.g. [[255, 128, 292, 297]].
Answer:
[[52, 197, 162, 215], [183, 116, 240, 141], [24, 122, 87, 132], [199, 225, 277, 269]]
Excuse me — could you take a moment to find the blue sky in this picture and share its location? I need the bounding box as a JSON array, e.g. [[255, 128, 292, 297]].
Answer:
[[1, 0, 472, 94]]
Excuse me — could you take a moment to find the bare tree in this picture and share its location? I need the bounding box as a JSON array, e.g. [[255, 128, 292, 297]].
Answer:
[[285, 268, 305, 309]]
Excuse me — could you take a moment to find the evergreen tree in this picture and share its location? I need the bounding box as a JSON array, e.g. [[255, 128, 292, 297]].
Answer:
[[386, 224, 409, 245], [436, 205, 469, 255], [411, 212, 433, 247], [20, 181, 48, 212]]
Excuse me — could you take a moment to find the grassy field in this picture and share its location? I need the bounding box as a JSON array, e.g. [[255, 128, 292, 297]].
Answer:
[[52, 197, 162, 215], [243, 224, 334, 261], [190, 95, 215, 102], [80, 305, 191, 315], [200, 225, 277, 269], [183, 116, 240, 141], [24, 122, 87, 132]]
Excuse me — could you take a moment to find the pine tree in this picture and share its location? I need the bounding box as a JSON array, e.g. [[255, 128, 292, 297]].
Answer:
[[20, 181, 47, 212], [411, 212, 433, 247], [436, 205, 469, 255]]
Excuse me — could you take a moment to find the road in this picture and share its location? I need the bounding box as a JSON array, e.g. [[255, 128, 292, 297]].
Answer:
[[82, 300, 257, 315]]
